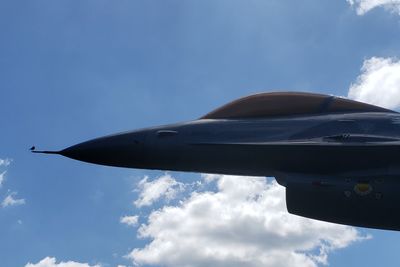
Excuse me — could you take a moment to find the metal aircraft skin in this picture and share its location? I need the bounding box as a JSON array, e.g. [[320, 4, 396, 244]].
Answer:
[[34, 92, 400, 231]]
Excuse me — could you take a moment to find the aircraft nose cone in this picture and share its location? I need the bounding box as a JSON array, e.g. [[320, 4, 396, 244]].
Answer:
[[61, 131, 147, 168]]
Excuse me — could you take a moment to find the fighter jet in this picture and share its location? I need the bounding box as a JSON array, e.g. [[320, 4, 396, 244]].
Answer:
[[33, 92, 400, 231]]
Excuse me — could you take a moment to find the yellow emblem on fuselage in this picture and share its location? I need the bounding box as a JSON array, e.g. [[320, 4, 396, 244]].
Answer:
[[354, 183, 372, 196]]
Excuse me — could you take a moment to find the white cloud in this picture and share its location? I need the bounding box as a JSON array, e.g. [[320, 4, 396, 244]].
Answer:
[[0, 158, 11, 167], [348, 57, 400, 109], [347, 0, 400, 15], [0, 171, 6, 188], [120, 215, 139, 227], [129, 175, 369, 267], [2, 191, 25, 207], [0, 158, 12, 168], [202, 173, 222, 183], [134, 174, 185, 207], [25, 257, 100, 267]]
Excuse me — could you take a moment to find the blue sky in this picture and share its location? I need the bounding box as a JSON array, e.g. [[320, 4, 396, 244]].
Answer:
[[2, 1, 400, 266]]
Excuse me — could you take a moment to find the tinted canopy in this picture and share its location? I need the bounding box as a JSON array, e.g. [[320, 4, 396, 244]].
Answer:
[[202, 92, 395, 119]]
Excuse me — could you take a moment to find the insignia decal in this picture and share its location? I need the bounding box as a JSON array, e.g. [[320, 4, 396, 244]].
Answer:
[[354, 183, 373, 196]]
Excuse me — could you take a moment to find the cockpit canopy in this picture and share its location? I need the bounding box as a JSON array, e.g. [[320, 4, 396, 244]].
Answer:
[[201, 92, 395, 119]]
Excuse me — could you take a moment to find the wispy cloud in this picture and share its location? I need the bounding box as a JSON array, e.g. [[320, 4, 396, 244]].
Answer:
[[2, 192, 25, 208], [129, 174, 369, 267], [0, 158, 11, 167], [134, 174, 185, 207], [348, 57, 400, 109], [120, 215, 139, 227], [347, 0, 400, 15], [25, 257, 101, 267], [0, 158, 26, 208], [0, 171, 6, 188]]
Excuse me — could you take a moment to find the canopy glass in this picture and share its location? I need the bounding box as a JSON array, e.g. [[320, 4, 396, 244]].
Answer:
[[202, 92, 395, 119]]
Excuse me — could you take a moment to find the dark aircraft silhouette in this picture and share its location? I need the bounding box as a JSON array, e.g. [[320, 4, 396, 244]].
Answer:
[[33, 92, 400, 231]]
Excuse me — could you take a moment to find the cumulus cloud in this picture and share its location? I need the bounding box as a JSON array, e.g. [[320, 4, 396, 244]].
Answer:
[[134, 174, 185, 207], [2, 192, 25, 207], [129, 175, 368, 267], [120, 215, 139, 227], [25, 257, 100, 267], [347, 0, 400, 15], [348, 57, 400, 109]]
